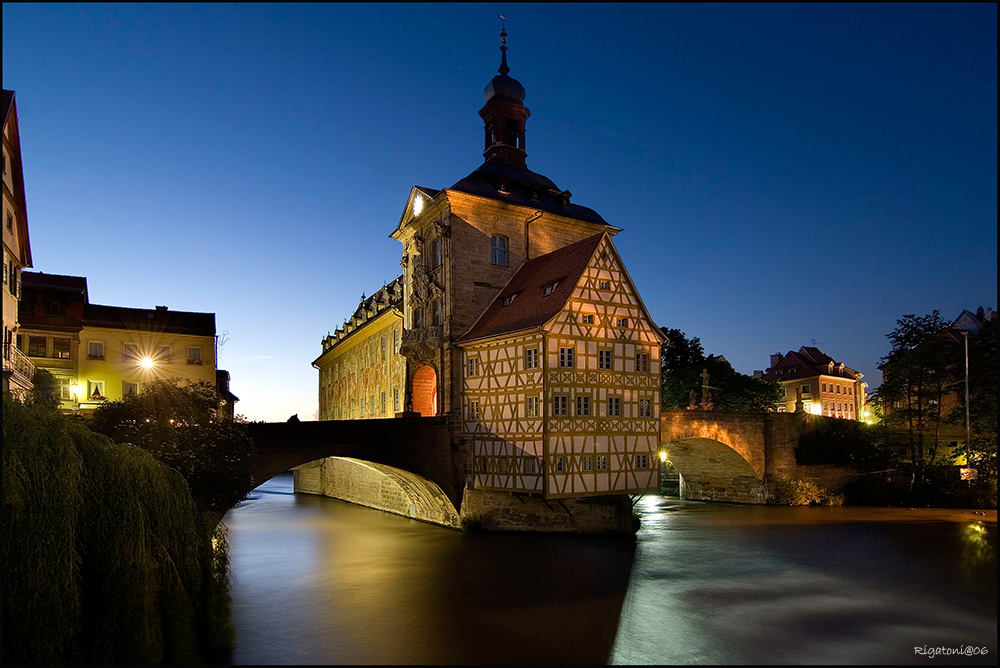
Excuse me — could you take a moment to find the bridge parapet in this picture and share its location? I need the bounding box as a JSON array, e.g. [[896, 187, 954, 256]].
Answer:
[[661, 410, 767, 479]]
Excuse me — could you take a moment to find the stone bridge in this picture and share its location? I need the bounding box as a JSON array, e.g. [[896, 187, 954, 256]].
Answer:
[[245, 416, 463, 526], [239, 410, 854, 528], [660, 409, 854, 503]]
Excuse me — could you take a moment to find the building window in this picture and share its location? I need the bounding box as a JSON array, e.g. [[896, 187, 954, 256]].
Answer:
[[6, 213, 12, 232], [122, 343, 139, 361], [582, 314, 594, 325], [555, 456, 565, 473], [413, 307, 424, 329], [524, 347, 538, 369], [468, 400, 479, 421], [608, 397, 622, 417], [542, 281, 559, 297], [576, 395, 591, 416], [432, 238, 442, 267], [596, 455, 609, 471], [59, 377, 71, 400], [53, 338, 71, 359], [491, 235, 508, 266], [394, 388, 400, 412], [636, 353, 650, 373], [599, 349, 613, 370], [639, 398, 652, 418], [836, 385, 841, 394], [88, 381, 105, 400], [599, 280, 610, 290], [498, 458, 508, 474], [123, 381, 139, 397], [467, 356, 479, 376], [821, 382, 827, 392], [28, 336, 46, 357], [88, 341, 104, 359], [48, 301, 62, 316], [479, 458, 488, 473], [502, 293, 517, 306], [582, 455, 594, 472], [381, 391, 387, 415], [801, 384, 810, 395], [559, 347, 574, 368], [381, 336, 387, 361], [637, 454, 649, 469], [526, 396, 539, 417], [524, 458, 536, 475], [432, 300, 442, 326], [394, 328, 400, 353], [617, 317, 628, 328], [553, 395, 568, 416], [187, 347, 202, 364]]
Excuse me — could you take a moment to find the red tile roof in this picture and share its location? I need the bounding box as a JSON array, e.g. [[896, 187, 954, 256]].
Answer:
[[458, 233, 605, 343]]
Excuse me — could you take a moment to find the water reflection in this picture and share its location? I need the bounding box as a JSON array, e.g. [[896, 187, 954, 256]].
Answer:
[[226, 476, 996, 665]]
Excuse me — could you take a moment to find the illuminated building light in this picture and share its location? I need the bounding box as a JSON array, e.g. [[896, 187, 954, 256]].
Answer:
[[140, 357, 155, 370]]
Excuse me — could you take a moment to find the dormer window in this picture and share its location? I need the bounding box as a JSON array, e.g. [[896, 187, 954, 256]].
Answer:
[[542, 281, 559, 297], [502, 292, 518, 306]]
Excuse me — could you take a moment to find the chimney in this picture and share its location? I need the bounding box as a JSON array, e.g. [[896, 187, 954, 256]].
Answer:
[[155, 305, 168, 312], [770, 353, 782, 369]]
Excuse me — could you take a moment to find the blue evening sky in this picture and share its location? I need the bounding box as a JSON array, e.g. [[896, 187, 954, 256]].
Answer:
[[3, 3, 996, 421]]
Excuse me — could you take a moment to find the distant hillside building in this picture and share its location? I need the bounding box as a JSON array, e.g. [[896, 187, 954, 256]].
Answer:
[[759, 346, 867, 419], [315, 29, 665, 499], [2, 89, 35, 397], [18, 271, 235, 416]]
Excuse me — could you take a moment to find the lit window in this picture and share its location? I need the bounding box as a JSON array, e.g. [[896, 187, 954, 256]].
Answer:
[[553, 395, 568, 416], [636, 353, 650, 373], [467, 357, 479, 376], [608, 397, 622, 417], [187, 347, 202, 364], [559, 347, 574, 368], [123, 381, 139, 397], [576, 395, 591, 416], [88, 381, 105, 400], [53, 338, 71, 359], [525, 347, 538, 369], [491, 235, 508, 266]]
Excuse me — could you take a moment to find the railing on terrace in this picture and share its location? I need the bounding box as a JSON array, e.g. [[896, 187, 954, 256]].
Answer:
[[3, 343, 36, 391]]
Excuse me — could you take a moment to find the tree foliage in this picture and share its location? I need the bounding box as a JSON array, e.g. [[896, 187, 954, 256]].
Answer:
[[660, 328, 782, 412], [88, 378, 256, 513], [2, 392, 233, 664], [30, 367, 61, 404]]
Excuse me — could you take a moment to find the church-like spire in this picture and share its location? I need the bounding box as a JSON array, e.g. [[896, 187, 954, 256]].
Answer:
[[479, 20, 531, 164]]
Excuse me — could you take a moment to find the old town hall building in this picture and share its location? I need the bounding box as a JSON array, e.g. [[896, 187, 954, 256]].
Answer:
[[314, 30, 665, 501]]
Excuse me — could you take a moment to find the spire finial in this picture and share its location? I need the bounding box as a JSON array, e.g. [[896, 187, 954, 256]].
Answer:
[[497, 13, 509, 75]]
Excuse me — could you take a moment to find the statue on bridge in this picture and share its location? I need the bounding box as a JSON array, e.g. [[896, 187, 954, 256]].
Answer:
[[699, 368, 715, 410]]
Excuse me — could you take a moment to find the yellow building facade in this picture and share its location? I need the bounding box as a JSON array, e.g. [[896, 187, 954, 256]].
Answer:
[[19, 272, 219, 414], [313, 279, 406, 421], [762, 346, 867, 419], [2, 89, 35, 397]]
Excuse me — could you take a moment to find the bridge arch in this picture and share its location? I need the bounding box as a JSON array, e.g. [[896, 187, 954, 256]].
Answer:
[[662, 437, 765, 504], [294, 457, 460, 528]]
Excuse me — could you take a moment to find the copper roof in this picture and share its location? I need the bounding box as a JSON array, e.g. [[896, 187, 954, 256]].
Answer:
[[458, 233, 605, 343]]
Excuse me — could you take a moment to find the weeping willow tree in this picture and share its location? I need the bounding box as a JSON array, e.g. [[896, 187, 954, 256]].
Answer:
[[2, 392, 233, 664]]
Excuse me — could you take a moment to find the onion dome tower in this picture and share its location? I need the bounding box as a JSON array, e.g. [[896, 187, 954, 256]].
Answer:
[[479, 25, 531, 165]]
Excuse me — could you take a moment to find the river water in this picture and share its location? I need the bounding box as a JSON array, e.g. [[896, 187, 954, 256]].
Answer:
[[224, 474, 996, 664]]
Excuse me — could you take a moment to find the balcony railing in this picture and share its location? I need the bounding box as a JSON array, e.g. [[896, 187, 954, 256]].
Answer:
[[3, 343, 36, 391], [401, 326, 443, 347]]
